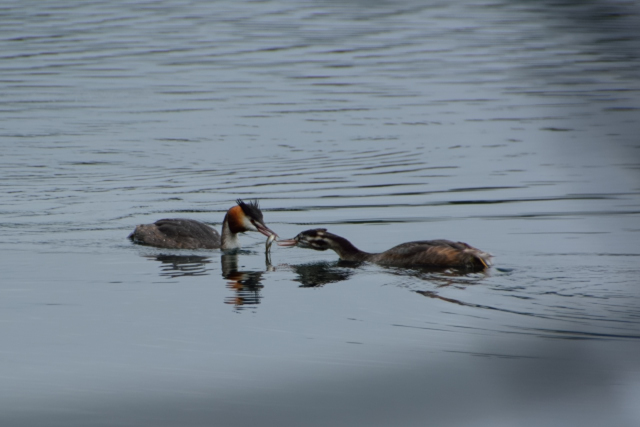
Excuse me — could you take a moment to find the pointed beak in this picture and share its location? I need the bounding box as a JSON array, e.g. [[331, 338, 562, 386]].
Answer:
[[276, 238, 298, 247], [254, 221, 278, 239]]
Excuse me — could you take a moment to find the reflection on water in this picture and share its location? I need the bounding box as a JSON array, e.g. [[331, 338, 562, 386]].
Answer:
[[221, 253, 266, 310], [148, 250, 494, 304], [384, 264, 492, 288], [288, 261, 356, 287], [288, 260, 490, 289], [148, 254, 213, 278], [145, 252, 270, 310]]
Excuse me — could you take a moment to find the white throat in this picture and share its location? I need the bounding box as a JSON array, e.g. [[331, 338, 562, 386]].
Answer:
[[221, 221, 241, 250]]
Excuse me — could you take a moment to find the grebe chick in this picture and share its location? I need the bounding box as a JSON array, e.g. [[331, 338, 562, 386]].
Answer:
[[277, 228, 492, 269], [128, 199, 276, 250]]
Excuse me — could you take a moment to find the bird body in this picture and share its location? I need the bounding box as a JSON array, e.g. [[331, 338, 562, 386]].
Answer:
[[278, 228, 491, 269], [128, 200, 276, 250]]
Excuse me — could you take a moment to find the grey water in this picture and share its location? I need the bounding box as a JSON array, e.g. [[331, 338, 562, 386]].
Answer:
[[2, 1, 640, 426]]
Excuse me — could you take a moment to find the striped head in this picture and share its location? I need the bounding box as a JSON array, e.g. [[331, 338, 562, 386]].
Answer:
[[277, 228, 333, 251]]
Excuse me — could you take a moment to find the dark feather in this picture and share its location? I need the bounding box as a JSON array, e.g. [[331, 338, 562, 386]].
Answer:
[[236, 199, 264, 222], [130, 218, 221, 249]]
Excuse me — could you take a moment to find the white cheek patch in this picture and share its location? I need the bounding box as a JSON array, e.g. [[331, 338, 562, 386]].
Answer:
[[243, 216, 257, 232]]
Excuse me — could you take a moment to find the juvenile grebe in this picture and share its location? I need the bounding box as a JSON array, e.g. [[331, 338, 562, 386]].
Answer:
[[128, 199, 276, 250], [277, 228, 492, 269]]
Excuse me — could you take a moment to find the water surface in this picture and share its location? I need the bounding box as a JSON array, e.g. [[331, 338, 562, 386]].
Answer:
[[1, 1, 640, 426]]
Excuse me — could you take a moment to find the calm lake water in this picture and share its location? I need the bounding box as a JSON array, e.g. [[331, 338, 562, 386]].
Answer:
[[2, 1, 640, 426]]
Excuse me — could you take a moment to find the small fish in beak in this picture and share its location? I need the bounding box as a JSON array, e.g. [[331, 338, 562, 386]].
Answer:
[[266, 234, 277, 252]]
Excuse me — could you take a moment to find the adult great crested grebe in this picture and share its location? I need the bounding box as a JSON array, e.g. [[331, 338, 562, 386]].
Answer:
[[128, 199, 277, 250], [277, 228, 492, 269]]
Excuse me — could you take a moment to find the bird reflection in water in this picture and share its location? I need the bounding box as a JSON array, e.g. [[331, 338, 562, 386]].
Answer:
[[385, 265, 491, 289], [149, 255, 213, 278], [221, 253, 266, 310], [289, 261, 356, 288], [287, 261, 489, 289]]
